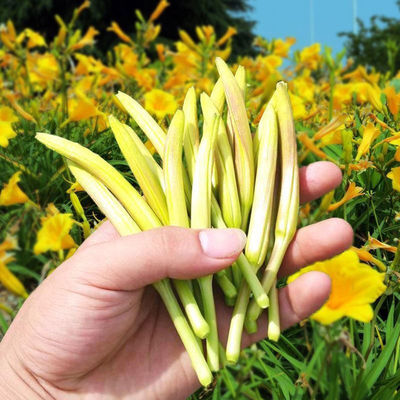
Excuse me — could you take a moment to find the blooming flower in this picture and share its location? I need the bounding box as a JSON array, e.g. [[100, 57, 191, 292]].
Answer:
[[383, 86, 400, 118], [387, 167, 400, 192], [272, 37, 296, 58], [107, 22, 133, 44], [299, 43, 321, 70], [33, 212, 77, 254], [327, 182, 363, 211], [0, 120, 17, 147], [355, 123, 380, 161], [69, 26, 99, 51], [288, 250, 386, 324], [0, 171, 29, 206], [0, 235, 28, 299], [67, 91, 104, 122], [144, 88, 178, 120]]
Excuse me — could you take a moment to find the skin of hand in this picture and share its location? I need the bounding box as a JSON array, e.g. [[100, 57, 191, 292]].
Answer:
[[0, 161, 353, 400]]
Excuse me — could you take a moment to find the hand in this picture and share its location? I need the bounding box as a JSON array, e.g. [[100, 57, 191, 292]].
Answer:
[[0, 161, 353, 400]]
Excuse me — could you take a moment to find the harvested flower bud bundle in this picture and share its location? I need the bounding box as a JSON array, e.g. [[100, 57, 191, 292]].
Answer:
[[36, 58, 299, 386]]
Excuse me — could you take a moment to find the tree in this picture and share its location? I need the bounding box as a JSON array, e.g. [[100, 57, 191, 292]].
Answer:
[[0, 0, 256, 58], [339, 1, 400, 75]]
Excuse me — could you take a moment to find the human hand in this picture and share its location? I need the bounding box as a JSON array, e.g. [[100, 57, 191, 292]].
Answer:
[[0, 161, 353, 400]]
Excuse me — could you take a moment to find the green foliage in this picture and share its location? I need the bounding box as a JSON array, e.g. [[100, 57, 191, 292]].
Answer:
[[340, 1, 400, 75], [0, 0, 256, 59]]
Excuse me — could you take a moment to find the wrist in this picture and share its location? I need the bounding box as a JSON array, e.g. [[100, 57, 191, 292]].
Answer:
[[0, 344, 52, 400]]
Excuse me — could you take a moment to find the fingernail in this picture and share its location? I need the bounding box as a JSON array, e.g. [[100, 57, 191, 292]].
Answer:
[[199, 228, 247, 258]]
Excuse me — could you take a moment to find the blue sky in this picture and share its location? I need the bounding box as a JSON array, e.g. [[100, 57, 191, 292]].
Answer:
[[249, 0, 400, 54]]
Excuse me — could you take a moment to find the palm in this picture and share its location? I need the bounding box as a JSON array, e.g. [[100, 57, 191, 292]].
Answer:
[[1, 162, 353, 400]]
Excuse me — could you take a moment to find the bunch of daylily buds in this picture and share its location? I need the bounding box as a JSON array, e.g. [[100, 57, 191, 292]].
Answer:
[[36, 57, 299, 386]]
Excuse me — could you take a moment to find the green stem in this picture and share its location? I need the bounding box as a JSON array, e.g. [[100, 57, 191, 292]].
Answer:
[[231, 262, 242, 288], [236, 253, 269, 309], [391, 241, 400, 272], [154, 280, 212, 386], [215, 270, 237, 304], [267, 281, 280, 341], [226, 282, 251, 363], [173, 280, 209, 339], [364, 294, 387, 361], [198, 275, 219, 371], [328, 70, 335, 121]]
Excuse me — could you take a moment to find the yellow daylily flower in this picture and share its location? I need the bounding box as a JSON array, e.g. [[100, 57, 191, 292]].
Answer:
[[356, 123, 380, 161], [384, 86, 400, 118], [0, 121, 17, 147], [0, 261, 28, 299], [144, 88, 178, 120], [273, 37, 296, 58], [0, 106, 18, 123], [33, 213, 77, 255], [0, 234, 27, 298], [299, 43, 322, 70], [18, 28, 47, 48], [387, 167, 400, 192], [288, 250, 386, 325], [0, 171, 29, 206], [289, 93, 307, 120], [0, 235, 18, 256], [327, 182, 363, 211]]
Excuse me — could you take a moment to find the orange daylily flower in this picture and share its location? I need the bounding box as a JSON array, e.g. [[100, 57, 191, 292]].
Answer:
[[69, 26, 99, 51], [107, 22, 132, 44], [67, 91, 104, 122], [314, 115, 347, 140], [156, 43, 166, 62], [75, 0, 90, 16], [298, 132, 327, 159], [384, 86, 400, 118], [273, 37, 296, 58], [327, 182, 364, 211], [178, 30, 197, 50], [348, 160, 375, 172], [217, 27, 237, 47], [343, 65, 380, 85], [367, 235, 397, 253], [149, 0, 170, 22], [351, 247, 386, 272], [4, 92, 37, 123], [0, 171, 29, 206]]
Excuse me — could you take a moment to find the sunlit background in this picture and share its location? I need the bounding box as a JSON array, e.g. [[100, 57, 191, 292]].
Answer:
[[250, 0, 400, 53]]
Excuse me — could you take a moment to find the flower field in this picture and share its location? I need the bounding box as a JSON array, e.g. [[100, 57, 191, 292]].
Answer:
[[1, 1, 400, 398]]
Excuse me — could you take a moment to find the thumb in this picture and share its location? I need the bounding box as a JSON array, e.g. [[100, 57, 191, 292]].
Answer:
[[68, 226, 246, 291]]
